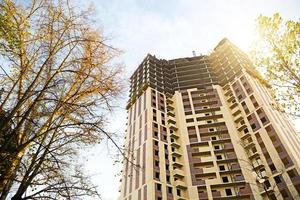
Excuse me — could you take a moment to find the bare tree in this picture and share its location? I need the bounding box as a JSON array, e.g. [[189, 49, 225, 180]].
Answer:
[[0, 0, 124, 199]]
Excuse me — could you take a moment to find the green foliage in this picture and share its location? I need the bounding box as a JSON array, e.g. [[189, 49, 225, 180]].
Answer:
[[251, 13, 300, 116], [0, 0, 22, 52]]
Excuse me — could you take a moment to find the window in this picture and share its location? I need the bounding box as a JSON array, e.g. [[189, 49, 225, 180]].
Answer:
[[280, 189, 289, 198], [162, 120, 165, 125], [166, 164, 169, 171], [287, 169, 296, 178], [153, 116, 157, 121], [209, 128, 215, 132], [264, 180, 271, 188], [219, 165, 225, 171], [167, 186, 172, 194], [225, 188, 232, 196], [207, 120, 212, 124], [214, 145, 220, 150], [163, 135, 167, 141], [205, 113, 210, 116], [166, 175, 170, 183], [264, 152, 271, 160], [156, 183, 162, 191], [211, 136, 217, 140], [276, 146, 283, 153], [243, 128, 249, 134], [282, 157, 290, 166], [269, 164, 276, 171], [155, 172, 160, 179], [154, 150, 159, 156], [155, 160, 159, 167], [176, 189, 181, 196], [270, 135, 277, 142], [261, 117, 267, 124], [222, 176, 229, 183], [274, 176, 281, 184], [251, 123, 256, 130], [154, 140, 159, 146], [241, 101, 249, 114], [154, 131, 158, 137], [216, 155, 223, 160], [186, 118, 194, 123]]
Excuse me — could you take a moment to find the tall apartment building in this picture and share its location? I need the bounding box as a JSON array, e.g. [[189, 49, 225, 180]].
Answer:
[[118, 38, 300, 200]]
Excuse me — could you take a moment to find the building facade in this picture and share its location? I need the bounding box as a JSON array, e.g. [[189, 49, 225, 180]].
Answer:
[[118, 38, 300, 200]]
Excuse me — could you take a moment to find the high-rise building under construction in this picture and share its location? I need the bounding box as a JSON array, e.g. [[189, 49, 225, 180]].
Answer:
[[118, 38, 300, 200]]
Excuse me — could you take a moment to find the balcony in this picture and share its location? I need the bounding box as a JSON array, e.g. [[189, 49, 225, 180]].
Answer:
[[173, 161, 184, 168], [171, 141, 180, 148], [248, 152, 260, 160], [167, 104, 174, 110], [169, 124, 178, 131], [172, 169, 185, 178], [170, 131, 179, 139], [168, 117, 176, 124], [217, 158, 238, 164], [172, 150, 182, 157], [166, 98, 173, 104], [224, 89, 233, 96], [290, 175, 300, 185], [222, 83, 230, 90], [212, 191, 221, 198], [232, 108, 241, 116], [167, 110, 175, 117], [243, 141, 255, 149], [198, 191, 209, 200], [233, 175, 245, 182], [227, 94, 235, 103], [229, 102, 238, 109], [237, 123, 247, 132], [240, 132, 251, 140], [196, 114, 223, 121], [175, 180, 187, 189], [234, 115, 243, 124]]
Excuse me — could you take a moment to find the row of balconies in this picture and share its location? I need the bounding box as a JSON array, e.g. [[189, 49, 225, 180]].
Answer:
[[165, 96, 189, 199]]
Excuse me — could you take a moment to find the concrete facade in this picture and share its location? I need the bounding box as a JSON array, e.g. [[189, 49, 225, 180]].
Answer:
[[118, 39, 300, 200]]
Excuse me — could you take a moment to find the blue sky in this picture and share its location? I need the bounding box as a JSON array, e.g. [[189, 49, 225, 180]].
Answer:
[[77, 1, 300, 199]]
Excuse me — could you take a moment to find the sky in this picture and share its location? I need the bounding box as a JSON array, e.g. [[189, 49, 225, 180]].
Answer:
[[77, 1, 300, 199]]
